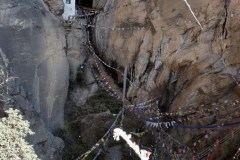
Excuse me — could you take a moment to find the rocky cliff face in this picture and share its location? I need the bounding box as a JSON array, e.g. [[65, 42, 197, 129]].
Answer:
[[94, 0, 240, 104], [93, 0, 240, 119], [91, 0, 240, 158], [1, 0, 240, 159], [0, 0, 69, 159], [0, 0, 69, 131]]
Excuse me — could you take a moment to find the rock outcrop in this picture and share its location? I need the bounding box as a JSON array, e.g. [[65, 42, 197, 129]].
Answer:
[[93, 0, 240, 117], [94, 0, 240, 102], [0, 0, 69, 159], [91, 0, 240, 158], [0, 0, 69, 131], [0, 50, 64, 160], [43, 0, 64, 16], [10, 0, 238, 159], [66, 26, 98, 107]]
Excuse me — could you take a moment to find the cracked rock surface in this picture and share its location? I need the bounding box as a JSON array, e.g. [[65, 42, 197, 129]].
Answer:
[[0, 0, 69, 131], [0, 0, 69, 159], [92, 0, 240, 157], [94, 0, 240, 103]]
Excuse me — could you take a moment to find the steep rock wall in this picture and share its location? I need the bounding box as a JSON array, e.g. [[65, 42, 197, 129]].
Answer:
[[93, 0, 240, 116], [92, 0, 240, 156], [0, 0, 70, 159], [0, 0, 69, 132]]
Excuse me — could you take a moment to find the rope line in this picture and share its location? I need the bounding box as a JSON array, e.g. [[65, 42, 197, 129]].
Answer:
[[183, 0, 203, 30], [90, 42, 240, 124], [198, 128, 240, 159], [172, 121, 240, 129], [88, 39, 240, 117], [76, 7, 240, 160], [86, 33, 156, 103], [161, 129, 195, 155], [75, 109, 123, 160], [85, 27, 240, 116], [209, 139, 220, 160]]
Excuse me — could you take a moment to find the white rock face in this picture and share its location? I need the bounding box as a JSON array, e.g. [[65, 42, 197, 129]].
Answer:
[[0, 0, 69, 131]]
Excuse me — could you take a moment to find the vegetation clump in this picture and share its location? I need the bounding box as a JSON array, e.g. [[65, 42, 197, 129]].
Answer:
[[0, 108, 39, 160]]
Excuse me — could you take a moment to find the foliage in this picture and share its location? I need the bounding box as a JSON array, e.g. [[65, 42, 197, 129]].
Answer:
[[0, 108, 39, 160]]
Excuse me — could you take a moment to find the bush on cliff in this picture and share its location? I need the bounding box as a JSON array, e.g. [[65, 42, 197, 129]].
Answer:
[[0, 108, 39, 160]]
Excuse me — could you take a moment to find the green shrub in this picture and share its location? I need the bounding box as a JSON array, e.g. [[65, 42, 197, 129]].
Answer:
[[0, 108, 39, 160]]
